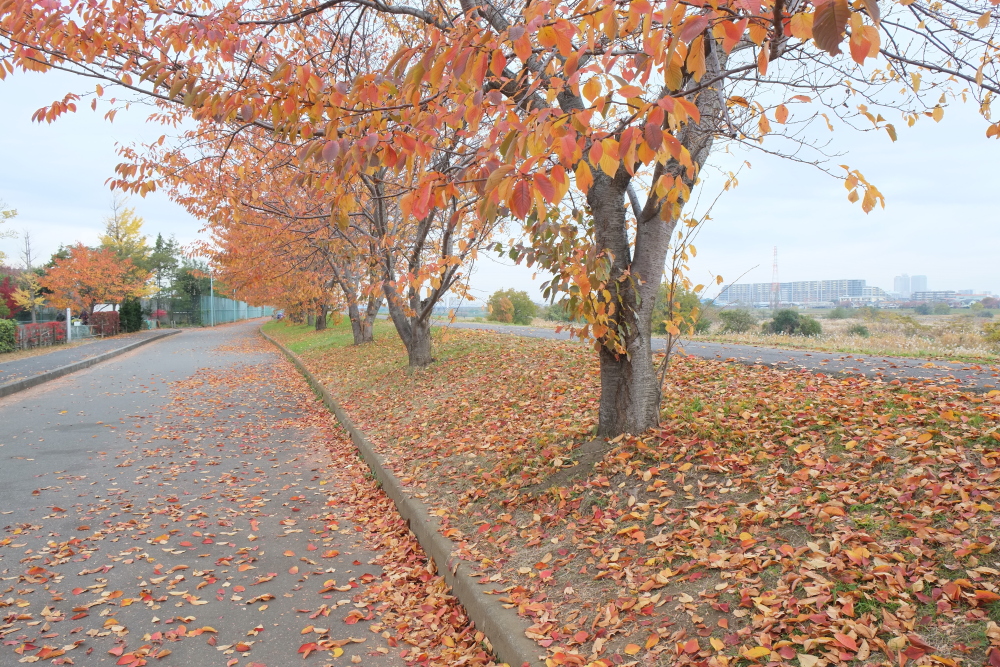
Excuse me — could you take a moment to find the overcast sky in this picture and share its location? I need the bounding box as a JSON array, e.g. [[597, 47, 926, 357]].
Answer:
[[1, 69, 996, 303]]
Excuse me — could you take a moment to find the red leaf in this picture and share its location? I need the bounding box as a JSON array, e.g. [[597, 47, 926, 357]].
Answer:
[[812, 0, 850, 55], [509, 180, 532, 219], [679, 14, 709, 43]]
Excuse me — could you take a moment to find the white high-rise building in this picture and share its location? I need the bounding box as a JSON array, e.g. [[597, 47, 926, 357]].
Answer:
[[911, 275, 928, 293], [894, 274, 911, 297]]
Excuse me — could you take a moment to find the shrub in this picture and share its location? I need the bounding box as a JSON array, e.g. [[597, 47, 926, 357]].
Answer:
[[120, 298, 144, 333], [651, 286, 711, 335], [487, 289, 537, 325], [764, 309, 823, 336], [797, 316, 823, 336], [718, 308, 757, 333], [933, 302, 951, 315], [90, 311, 121, 336], [0, 301, 8, 319], [768, 309, 802, 334], [0, 319, 15, 353], [14, 322, 66, 348], [914, 303, 933, 315], [985, 322, 1000, 348], [847, 324, 871, 337], [826, 306, 852, 319], [541, 300, 576, 322], [978, 310, 994, 318]]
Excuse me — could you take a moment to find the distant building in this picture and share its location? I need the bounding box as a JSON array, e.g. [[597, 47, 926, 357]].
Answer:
[[911, 275, 928, 293], [912, 290, 955, 302], [718, 279, 866, 306], [894, 274, 911, 298], [862, 286, 891, 302]]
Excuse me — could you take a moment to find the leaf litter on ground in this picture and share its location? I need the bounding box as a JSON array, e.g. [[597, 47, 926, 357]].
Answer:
[[266, 320, 1000, 667]]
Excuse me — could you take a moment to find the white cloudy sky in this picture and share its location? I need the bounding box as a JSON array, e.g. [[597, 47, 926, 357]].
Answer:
[[1, 69, 996, 303]]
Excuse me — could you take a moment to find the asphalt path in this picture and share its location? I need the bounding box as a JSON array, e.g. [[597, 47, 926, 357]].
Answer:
[[0, 322, 403, 666], [0, 329, 177, 386], [441, 321, 1000, 390]]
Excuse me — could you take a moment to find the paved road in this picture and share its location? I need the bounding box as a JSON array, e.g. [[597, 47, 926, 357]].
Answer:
[[0, 329, 178, 386], [441, 321, 1000, 389], [0, 322, 404, 666]]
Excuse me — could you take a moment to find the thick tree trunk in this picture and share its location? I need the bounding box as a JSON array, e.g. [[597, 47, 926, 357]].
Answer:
[[406, 317, 433, 367], [588, 171, 671, 436], [382, 283, 433, 367], [315, 304, 328, 331], [307, 313, 315, 327]]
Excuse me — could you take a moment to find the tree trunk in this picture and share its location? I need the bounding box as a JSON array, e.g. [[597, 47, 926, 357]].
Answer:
[[382, 283, 432, 367], [588, 170, 671, 436], [347, 302, 365, 344], [307, 313, 315, 327], [345, 294, 382, 345], [315, 304, 328, 331]]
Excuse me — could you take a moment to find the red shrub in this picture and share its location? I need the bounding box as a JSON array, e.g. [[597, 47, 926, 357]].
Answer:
[[15, 322, 67, 348], [90, 311, 120, 337]]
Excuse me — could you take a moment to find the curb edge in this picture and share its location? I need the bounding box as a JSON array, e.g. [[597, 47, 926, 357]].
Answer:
[[0, 330, 182, 399], [260, 327, 543, 667]]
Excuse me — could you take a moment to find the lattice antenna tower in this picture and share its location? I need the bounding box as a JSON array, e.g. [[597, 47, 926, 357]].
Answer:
[[770, 246, 780, 310]]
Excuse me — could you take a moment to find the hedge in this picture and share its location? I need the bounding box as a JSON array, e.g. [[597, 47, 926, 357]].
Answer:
[[0, 319, 15, 353]]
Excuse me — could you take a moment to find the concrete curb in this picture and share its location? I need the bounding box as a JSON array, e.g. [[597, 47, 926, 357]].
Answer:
[[0, 330, 182, 399], [260, 328, 543, 667]]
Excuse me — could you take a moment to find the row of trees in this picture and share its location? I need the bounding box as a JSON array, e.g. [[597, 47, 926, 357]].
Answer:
[[0, 199, 212, 326], [3, 0, 997, 433]]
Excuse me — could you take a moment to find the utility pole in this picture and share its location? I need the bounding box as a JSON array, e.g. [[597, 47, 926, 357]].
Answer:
[[770, 246, 780, 310], [210, 268, 215, 327]]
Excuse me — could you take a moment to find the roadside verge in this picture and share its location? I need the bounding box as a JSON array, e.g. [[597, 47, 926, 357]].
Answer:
[[0, 330, 181, 399], [260, 327, 542, 667]]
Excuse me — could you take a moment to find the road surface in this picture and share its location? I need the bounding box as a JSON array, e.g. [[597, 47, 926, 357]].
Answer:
[[0, 322, 405, 666], [441, 321, 1000, 390]]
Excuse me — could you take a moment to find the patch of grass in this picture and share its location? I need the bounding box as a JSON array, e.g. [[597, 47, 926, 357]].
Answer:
[[988, 601, 1000, 624]]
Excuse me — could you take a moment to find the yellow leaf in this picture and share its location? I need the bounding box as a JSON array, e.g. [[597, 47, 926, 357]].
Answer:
[[583, 78, 601, 102], [931, 106, 944, 122], [744, 646, 771, 660], [710, 637, 725, 651], [978, 11, 991, 28], [624, 644, 642, 655], [599, 151, 619, 177]]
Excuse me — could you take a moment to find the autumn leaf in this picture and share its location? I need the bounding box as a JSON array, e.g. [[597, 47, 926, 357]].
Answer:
[[812, 0, 851, 55]]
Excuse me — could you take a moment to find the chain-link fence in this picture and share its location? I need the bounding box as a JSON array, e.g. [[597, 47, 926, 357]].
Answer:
[[199, 296, 273, 325]]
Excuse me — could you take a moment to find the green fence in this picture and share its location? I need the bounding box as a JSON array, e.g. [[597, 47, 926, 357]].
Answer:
[[199, 296, 273, 325]]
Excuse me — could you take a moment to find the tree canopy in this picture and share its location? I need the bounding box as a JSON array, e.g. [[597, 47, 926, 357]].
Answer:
[[3, 0, 998, 432], [40, 244, 150, 315]]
